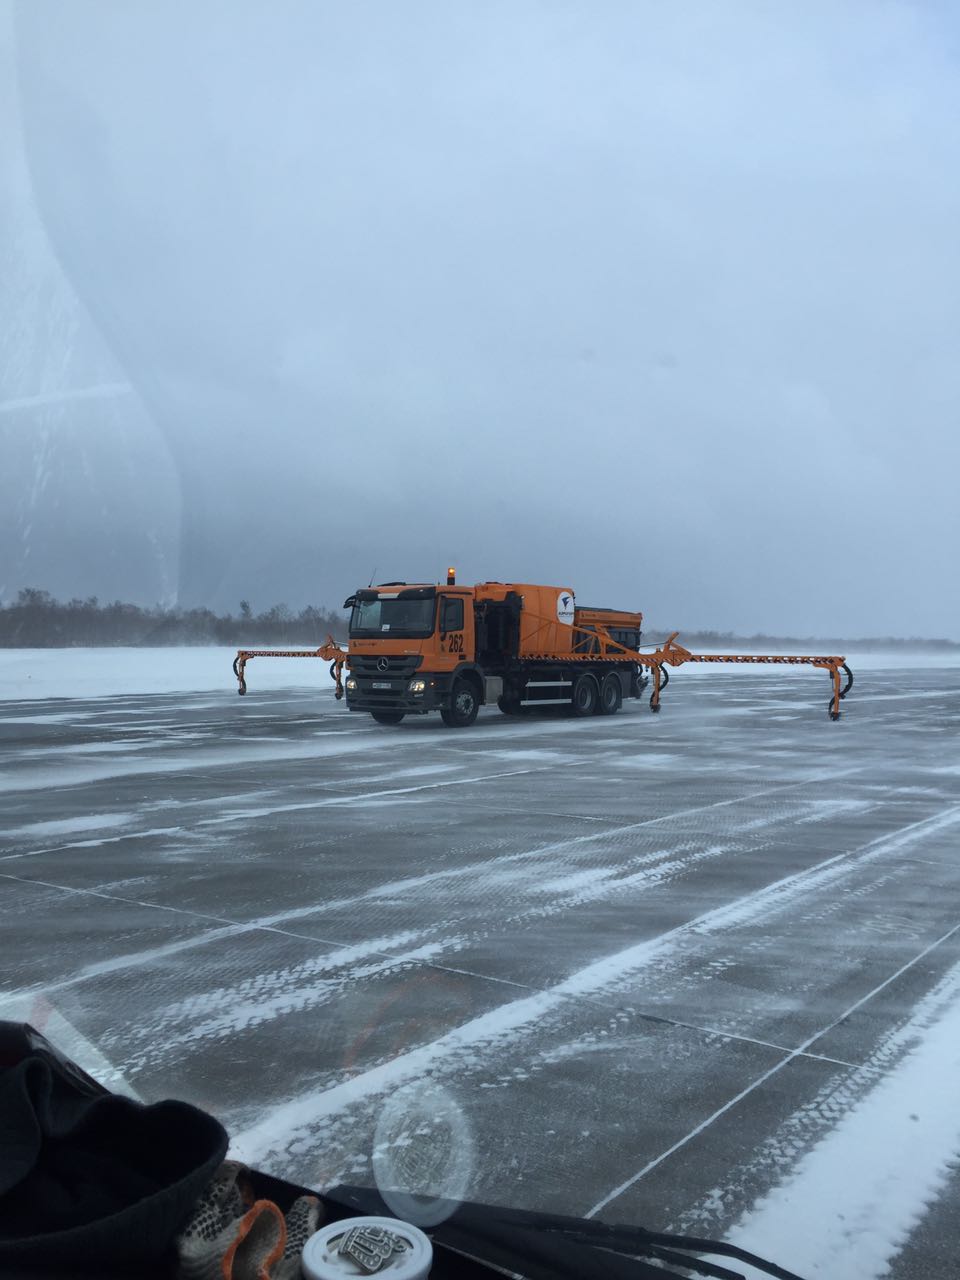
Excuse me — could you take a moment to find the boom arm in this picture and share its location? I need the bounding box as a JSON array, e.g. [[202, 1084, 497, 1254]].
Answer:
[[233, 637, 348, 698], [573, 629, 854, 720]]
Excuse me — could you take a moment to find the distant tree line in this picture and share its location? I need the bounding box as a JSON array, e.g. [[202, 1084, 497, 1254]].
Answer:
[[0, 589, 347, 647], [1, 590, 955, 651]]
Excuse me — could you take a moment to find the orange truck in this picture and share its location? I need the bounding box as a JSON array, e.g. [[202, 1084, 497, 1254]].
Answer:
[[233, 570, 854, 724]]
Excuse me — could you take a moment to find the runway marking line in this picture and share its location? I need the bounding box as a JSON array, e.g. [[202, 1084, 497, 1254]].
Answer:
[[584, 911, 960, 1219]]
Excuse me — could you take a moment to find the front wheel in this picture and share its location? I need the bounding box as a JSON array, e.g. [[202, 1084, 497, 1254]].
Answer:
[[371, 711, 405, 725], [441, 678, 480, 727]]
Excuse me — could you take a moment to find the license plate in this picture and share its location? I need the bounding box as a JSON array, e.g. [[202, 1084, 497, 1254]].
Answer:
[[372, 681, 393, 690]]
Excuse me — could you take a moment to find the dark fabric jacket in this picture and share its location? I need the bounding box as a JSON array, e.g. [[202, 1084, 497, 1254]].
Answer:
[[0, 1027, 227, 1276]]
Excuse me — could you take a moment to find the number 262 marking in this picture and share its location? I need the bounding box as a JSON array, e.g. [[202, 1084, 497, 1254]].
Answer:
[[446, 633, 463, 653]]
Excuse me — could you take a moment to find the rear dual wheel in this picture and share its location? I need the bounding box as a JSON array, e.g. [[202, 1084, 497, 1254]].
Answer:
[[598, 673, 623, 716], [572, 672, 622, 717], [571, 673, 599, 717]]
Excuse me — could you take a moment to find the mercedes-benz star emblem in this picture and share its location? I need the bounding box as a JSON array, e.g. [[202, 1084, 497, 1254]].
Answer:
[[377, 657, 389, 672]]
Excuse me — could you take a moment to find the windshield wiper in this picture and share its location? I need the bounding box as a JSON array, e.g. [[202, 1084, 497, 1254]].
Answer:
[[444, 1200, 803, 1280], [269, 1179, 806, 1280]]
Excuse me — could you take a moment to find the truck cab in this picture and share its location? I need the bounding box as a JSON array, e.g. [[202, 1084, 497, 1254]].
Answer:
[[342, 581, 488, 725]]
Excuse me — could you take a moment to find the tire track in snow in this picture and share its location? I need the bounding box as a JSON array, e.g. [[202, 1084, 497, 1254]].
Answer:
[[619, 858, 932, 1047], [5, 767, 863, 1005], [676, 956, 960, 1243], [99, 834, 748, 1072], [721, 955, 960, 1279], [102, 939, 453, 1071], [229, 803, 960, 1172], [585, 912, 960, 1222], [178, 766, 869, 934], [27, 776, 882, 1072]]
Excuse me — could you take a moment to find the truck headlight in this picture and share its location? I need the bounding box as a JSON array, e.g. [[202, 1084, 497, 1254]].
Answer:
[[408, 679, 426, 693], [345, 677, 358, 691]]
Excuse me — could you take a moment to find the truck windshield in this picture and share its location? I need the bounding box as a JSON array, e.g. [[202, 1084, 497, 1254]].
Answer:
[[350, 597, 435, 637]]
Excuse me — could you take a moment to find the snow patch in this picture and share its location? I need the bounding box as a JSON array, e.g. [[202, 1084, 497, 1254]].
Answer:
[[2, 812, 134, 838], [612, 753, 680, 768], [729, 958, 960, 1279]]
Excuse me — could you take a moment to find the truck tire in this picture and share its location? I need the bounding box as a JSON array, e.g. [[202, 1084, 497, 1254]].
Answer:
[[598, 673, 623, 715], [371, 711, 405, 725], [441, 677, 480, 728], [497, 695, 523, 716], [571, 673, 599, 717]]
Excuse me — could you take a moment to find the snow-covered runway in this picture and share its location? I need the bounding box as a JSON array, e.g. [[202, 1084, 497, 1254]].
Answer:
[[1, 651, 959, 1278]]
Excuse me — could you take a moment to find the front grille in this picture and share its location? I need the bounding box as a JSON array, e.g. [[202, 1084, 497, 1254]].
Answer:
[[350, 654, 422, 676], [354, 689, 408, 708]]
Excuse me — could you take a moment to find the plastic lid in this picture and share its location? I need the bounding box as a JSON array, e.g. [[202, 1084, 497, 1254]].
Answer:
[[301, 1216, 432, 1280]]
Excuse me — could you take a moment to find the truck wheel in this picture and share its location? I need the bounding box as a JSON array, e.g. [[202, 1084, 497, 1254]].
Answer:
[[598, 673, 623, 715], [371, 711, 405, 725], [441, 678, 480, 727], [571, 673, 599, 717]]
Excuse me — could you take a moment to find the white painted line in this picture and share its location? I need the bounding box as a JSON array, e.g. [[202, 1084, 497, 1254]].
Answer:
[[584, 914, 960, 1220], [0, 826, 183, 863], [195, 765, 551, 825]]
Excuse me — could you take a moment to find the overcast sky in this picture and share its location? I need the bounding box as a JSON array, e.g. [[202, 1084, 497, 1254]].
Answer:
[[4, 1, 959, 637]]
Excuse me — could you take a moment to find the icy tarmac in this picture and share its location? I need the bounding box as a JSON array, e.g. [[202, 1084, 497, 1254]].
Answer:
[[2, 652, 959, 1278]]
